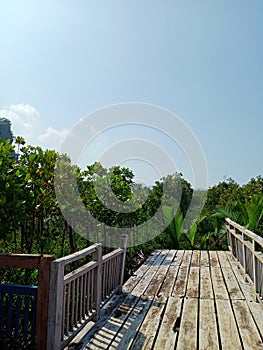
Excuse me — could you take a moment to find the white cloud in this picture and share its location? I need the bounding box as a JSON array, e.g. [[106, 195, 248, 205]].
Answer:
[[0, 103, 69, 151], [38, 127, 69, 150]]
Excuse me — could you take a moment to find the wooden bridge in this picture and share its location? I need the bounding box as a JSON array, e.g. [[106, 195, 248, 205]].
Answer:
[[66, 219, 263, 350], [74, 249, 262, 349], [1, 219, 263, 349]]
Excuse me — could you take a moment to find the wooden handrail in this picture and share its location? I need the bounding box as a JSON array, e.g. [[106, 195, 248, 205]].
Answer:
[[0, 254, 55, 350], [47, 235, 128, 350], [226, 218, 263, 301]]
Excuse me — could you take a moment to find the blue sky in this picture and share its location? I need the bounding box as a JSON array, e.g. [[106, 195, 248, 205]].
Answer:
[[0, 0, 262, 187]]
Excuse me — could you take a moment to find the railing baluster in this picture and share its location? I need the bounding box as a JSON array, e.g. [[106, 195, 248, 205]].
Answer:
[[0, 294, 3, 338], [14, 295, 21, 338], [7, 294, 13, 338], [226, 218, 263, 302], [47, 237, 127, 349], [31, 295, 37, 341], [23, 296, 30, 340]]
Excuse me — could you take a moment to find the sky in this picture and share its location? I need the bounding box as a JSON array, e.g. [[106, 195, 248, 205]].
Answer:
[[0, 0, 262, 188]]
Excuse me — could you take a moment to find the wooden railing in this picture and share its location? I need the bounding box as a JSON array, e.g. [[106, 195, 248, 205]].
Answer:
[[0, 284, 37, 343], [0, 254, 54, 350], [47, 235, 127, 350], [226, 218, 263, 300]]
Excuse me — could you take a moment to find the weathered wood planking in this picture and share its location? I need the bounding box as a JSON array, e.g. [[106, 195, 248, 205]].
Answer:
[[171, 265, 189, 297], [228, 253, 257, 303], [221, 267, 245, 299], [71, 249, 263, 350], [200, 266, 213, 299], [232, 300, 263, 350], [132, 251, 169, 297], [199, 299, 219, 350], [209, 250, 220, 267], [210, 266, 229, 299], [217, 250, 231, 268], [130, 296, 166, 350], [158, 264, 179, 297], [109, 297, 152, 350], [247, 301, 263, 339], [85, 294, 140, 349], [181, 250, 193, 266], [123, 250, 164, 294], [144, 250, 176, 297], [200, 250, 210, 266], [153, 297, 182, 350], [176, 298, 198, 349], [186, 267, 199, 298], [215, 299, 243, 349], [191, 250, 200, 267], [172, 250, 185, 265]]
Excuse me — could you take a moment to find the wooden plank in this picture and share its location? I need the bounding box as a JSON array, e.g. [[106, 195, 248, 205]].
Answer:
[[144, 250, 177, 296], [132, 266, 159, 297], [199, 299, 219, 350], [123, 265, 150, 294], [217, 251, 231, 268], [130, 296, 167, 350], [180, 250, 192, 267], [232, 300, 263, 349], [102, 248, 122, 263], [191, 250, 200, 267], [153, 297, 182, 350], [247, 301, 263, 339], [176, 298, 198, 349], [186, 267, 199, 298], [209, 251, 220, 267], [144, 265, 170, 297], [172, 266, 189, 298], [200, 266, 213, 299], [159, 265, 179, 297], [0, 254, 54, 269], [172, 250, 185, 265], [109, 297, 152, 350], [200, 251, 209, 266], [221, 267, 245, 300], [227, 253, 257, 302], [69, 293, 127, 348], [131, 251, 169, 297], [86, 294, 139, 349], [55, 244, 99, 265], [210, 267, 229, 299], [162, 250, 177, 265], [64, 261, 97, 284], [215, 299, 242, 349], [123, 251, 162, 294]]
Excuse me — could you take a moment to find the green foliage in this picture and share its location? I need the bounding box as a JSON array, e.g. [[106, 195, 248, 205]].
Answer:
[[162, 205, 183, 248], [1, 133, 263, 285]]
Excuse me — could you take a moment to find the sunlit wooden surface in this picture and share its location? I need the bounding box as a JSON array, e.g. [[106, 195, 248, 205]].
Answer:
[[68, 250, 263, 350]]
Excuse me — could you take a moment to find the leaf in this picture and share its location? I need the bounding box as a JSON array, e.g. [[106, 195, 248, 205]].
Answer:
[[24, 173, 30, 182]]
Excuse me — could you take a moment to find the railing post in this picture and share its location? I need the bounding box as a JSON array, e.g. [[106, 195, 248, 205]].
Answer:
[[36, 255, 54, 350], [47, 260, 65, 350], [118, 234, 128, 293], [92, 244, 102, 321], [252, 239, 258, 291], [242, 231, 246, 274], [226, 219, 232, 252]]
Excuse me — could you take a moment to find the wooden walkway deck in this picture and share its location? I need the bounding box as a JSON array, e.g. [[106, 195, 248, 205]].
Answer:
[[68, 250, 263, 350]]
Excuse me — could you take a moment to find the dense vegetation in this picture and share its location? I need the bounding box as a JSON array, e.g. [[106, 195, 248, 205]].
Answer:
[[0, 125, 263, 283]]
